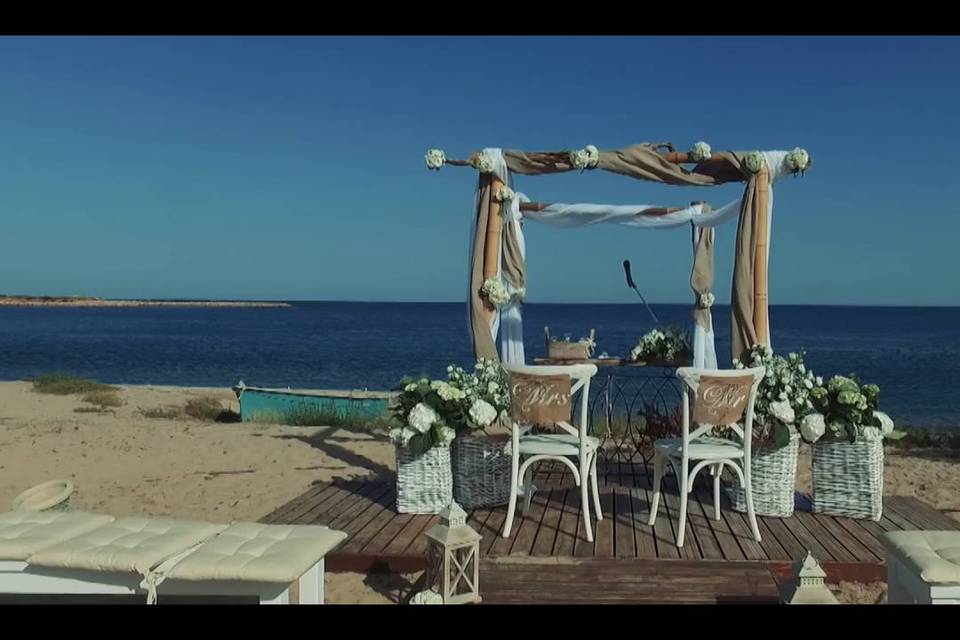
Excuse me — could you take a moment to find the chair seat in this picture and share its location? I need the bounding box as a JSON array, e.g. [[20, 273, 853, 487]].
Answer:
[[880, 530, 960, 584], [519, 433, 599, 457], [655, 436, 744, 460]]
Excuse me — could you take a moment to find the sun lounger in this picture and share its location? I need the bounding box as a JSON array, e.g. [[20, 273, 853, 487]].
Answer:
[[0, 511, 346, 604], [881, 530, 960, 605]]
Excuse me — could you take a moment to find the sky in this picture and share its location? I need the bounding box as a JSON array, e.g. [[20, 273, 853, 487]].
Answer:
[[1, 35, 958, 306]]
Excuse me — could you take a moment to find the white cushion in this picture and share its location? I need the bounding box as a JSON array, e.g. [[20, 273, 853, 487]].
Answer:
[[655, 436, 745, 460], [519, 433, 598, 457], [27, 516, 227, 575], [0, 511, 115, 561], [164, 522, 347, 583], [881, 530, 960, 584]]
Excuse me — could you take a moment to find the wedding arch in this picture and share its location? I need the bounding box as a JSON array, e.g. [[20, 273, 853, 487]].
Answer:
[[424, 142, 811, 368]]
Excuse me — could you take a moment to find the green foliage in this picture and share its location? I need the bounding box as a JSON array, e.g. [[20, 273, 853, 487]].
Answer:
[[183, 397, 227, 421], [140, 406, 182, 419], [30, 373, 117, 395], [811, 374, 883, 442]]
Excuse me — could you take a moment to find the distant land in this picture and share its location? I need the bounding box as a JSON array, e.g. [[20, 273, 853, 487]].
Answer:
[[0, 295, 290, 308]]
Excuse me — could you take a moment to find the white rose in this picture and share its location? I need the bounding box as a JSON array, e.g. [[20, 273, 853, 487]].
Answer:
[[437, 425, 456, 447], [804, 379, 813, 389], [815, 376, 823, 386], [424, 149, 445, 170], [569, 148, 590, 170], [785, 147, 810, 174], [769, 400, 795, 424], [404, 383, 417, 392], [689, 141, 712, 162], [743, 151, 765, 174], [469, 399, 498, 427], [473, 152, 495, 173], [697, 292, 715, 309], [874, 411, 895, 435], [496, 185, 515, 202], [584, 144, 600, 167], [800, 413, 825, 443], [408, 402, 439, 434]]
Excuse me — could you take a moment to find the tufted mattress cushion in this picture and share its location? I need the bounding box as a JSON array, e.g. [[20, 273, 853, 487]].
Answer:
[[0, 511, 115, 561], [27, 516, 227, 575], [881, 530, 960, 584], [165, 522, 347, 583]]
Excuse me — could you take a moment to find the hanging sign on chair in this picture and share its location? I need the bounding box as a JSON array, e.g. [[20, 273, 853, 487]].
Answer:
[[693, 375, 754, 425], [508, 373, 572, 425]]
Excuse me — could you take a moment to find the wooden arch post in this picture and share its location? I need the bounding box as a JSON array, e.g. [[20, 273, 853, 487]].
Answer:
[[753, 165, 770, 346], [480, 174, 505, 334]]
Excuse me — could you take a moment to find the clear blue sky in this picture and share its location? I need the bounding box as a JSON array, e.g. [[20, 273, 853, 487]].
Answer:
[[2, 36, 958, 305]]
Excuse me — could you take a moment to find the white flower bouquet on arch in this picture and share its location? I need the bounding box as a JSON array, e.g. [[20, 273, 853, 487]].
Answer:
[[628, 326, 691, 365]]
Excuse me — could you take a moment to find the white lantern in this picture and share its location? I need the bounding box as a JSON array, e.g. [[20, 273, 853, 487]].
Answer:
[[781, 552, 839, 604], [423, 501, 482, 604]]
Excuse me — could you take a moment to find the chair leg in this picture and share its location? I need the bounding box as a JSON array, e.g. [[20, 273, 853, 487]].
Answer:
[[647, 454, 664, 526], [580, 456, 593, 543], [742, 462, 762, 543], [677, 465, 689, 548], [521, 462, 535, 517], [713, 464, 722, 521], [502, 448, 520, 538], [590, 451, 602, 520]]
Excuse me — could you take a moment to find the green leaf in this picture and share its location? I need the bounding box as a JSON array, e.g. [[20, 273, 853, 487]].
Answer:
[[885, 429, 907, 441], [773, 422, 791, 449]]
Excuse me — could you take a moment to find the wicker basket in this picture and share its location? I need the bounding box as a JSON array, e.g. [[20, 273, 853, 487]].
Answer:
[[726, 435, 800, 517], [812, 437, 884, 520], [451, 434, 512, 509], [395, 445, 453, 514]]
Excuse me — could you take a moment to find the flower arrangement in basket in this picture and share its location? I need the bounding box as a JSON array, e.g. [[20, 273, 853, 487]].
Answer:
[[386, 359, 511, 512], [800, 374, 903, 520], [545, 327, 596, 360], [724, 345, 821, 517], [628, 326, 692, 366]]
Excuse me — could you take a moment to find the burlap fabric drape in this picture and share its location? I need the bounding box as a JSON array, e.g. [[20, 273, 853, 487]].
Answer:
[[691, 224, 714, 330], [502, 143, 765, 362], [468, 175, 499, 361]]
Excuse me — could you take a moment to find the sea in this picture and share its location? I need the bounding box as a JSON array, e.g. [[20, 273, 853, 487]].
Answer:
[[1, 302, 957, 428]]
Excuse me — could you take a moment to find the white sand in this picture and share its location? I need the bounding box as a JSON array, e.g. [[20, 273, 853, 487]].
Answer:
[[1, 380, 957, 604]]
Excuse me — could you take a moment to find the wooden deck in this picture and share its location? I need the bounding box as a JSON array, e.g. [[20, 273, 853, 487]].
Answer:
[[262, 463, 960, 590]]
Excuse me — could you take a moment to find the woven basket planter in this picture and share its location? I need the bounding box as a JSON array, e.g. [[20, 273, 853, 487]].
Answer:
[[395, 445, 453, 514], [726, 435, 800, 518], [451, 434, 512, 510], [812, 436, 884, 520]]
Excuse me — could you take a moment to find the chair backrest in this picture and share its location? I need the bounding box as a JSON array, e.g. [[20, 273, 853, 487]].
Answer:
[[502, 363, 598, 442], [675, 367, 765, 454]]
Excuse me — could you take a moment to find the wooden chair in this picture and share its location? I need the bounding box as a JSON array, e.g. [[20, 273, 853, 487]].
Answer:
[[501, 363, 602, 542], [647, 366, 766, 548]]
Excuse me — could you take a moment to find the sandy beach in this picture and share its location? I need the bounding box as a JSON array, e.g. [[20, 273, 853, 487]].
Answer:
[[0, 380, 957, 604]]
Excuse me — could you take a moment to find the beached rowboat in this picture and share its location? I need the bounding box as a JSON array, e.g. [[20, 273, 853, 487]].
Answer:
[[232, 382, 394, 423]]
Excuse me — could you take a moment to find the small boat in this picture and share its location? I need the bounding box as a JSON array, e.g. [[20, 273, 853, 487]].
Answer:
[[232, 381, 395, 424]]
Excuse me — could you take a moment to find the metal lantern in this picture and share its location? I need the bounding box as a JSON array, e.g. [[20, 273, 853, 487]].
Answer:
[[781, 552, 839, 604], [423, 501, 482, 604]]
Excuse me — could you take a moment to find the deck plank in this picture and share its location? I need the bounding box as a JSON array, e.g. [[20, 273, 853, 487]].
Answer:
[[631, 486, 658, 559], [553, 488, 579, 557], [793, 510, 858, 562]]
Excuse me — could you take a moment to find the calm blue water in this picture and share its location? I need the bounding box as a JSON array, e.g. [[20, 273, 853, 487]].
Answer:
[[1, 302, 958, 427]]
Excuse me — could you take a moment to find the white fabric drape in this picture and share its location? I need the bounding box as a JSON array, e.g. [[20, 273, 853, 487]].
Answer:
[[521, 198, 743, 230], [499, 190, 527, 365], [691, 224, 718, 370]]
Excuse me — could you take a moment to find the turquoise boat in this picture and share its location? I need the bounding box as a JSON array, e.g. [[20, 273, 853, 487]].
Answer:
[[232, 382, 395, 423]]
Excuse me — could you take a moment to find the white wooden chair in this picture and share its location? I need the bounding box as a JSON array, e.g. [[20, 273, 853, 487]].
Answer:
[[501, 363, 602, 542], [647, 366, 765, 548]]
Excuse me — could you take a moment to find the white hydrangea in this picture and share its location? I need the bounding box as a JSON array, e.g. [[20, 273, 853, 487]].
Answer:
[[769, 399, 795, 424], [874, 410, 895, 435], [689, 141, 712, 162], [861, 426, 882, 442], [800, 413, 825, 443], [424, 149, 445, 170], [496, 185, 515, 202], [409, 589, 444, 605], [472, 152, 495, 173], [697, 292, 715, 309], [785, 147, 810, 174], [481, 278, 511, 306], [408, 402, 439, 434], [469, 399, 498, 428], [743, 151, 765, 174]]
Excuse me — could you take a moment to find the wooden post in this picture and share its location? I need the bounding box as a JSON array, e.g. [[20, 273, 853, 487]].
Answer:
[[481, 175, 504, 326], [753, 166, 770, 346]]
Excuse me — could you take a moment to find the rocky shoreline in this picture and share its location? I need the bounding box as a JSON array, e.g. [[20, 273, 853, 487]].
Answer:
[[0, 296, 290, 308]]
